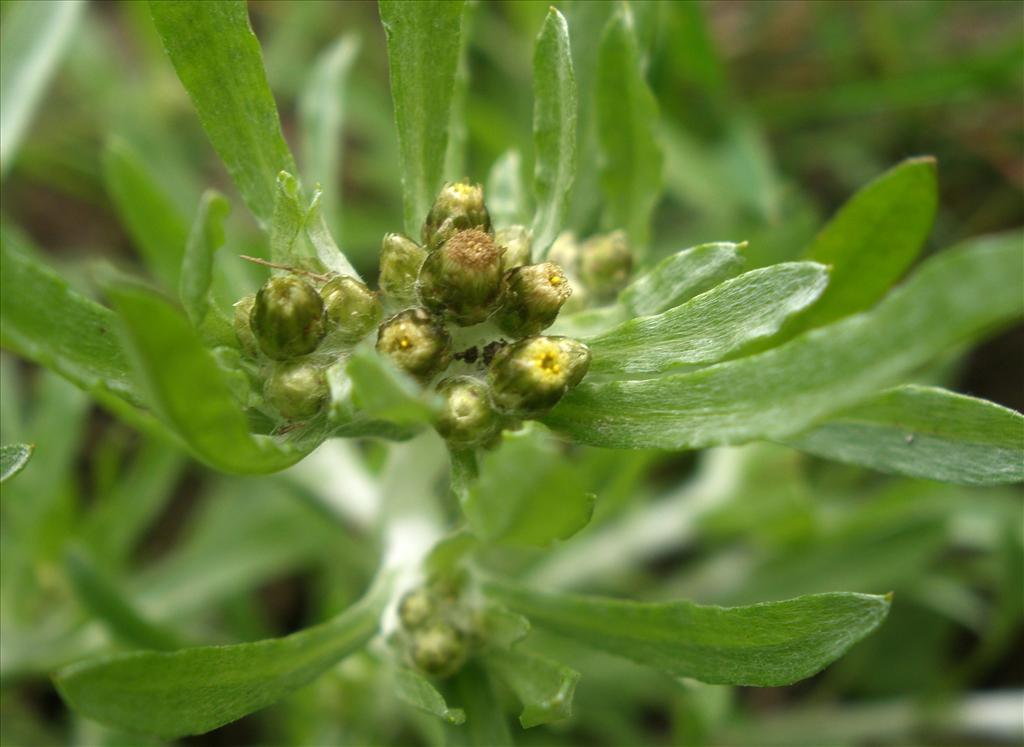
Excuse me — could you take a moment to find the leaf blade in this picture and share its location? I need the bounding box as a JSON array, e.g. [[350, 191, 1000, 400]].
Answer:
[[485, 649, 579, 729], [179, 190, 230, 327], [394, 667, 466, 725], [0, 443, 34, 484]]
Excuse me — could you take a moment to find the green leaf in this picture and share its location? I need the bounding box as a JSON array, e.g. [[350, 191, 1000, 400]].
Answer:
[[63, 547, 182, 651], [798, 157, 938, 329], [299, 34, 360, 241], [305, 189, 363, 281], [179, 190, 230, 326], [55, 581, 388, 739], [342, 347, 438, 427], [485, 649, 579, 729], [0, 443, 33, 484], [486, 150, 528, 229], [448, 663, 512, 747], [531, 7, 577, 256], [595, 4, 663, 253], [395, 667, 466, 725], [786, 386, 1024, 486], [0, 0, 83, 176], [103, 137, 191, 289], [1, 239, 142, 407], [270, 171, 309, 266], [106, 279, 307, 473], [588, 262, 829, 377], [484, 580, 891, 687], [453, 427, 595, 547], [149, 0, 296, 225], [544, 232, 1023, 450], [379, 0, 466, 236], [620, 242, 746, 317]]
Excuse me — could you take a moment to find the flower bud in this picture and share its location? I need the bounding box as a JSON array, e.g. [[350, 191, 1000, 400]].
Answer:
[[422, 181, 491, 250], [496, 225, 532, 272], [264, 360, 329, 420], [376, 308, 452, 382], [546, 232, 588, 312], [379, 233, 427, 304], [410, 621, 466, 679], [233, 295, 260, 358], [398, 588, 437, 631], [435, 376, 503, 447], [488, 335, 591, 414], [320, 275, 382, 344], [250, 276, 327, 360], [417, 229, 504, 326], [494, 262, 572, 337], [580, 230, 632, 301]]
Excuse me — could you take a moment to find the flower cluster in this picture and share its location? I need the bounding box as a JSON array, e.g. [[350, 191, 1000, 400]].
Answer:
[[232, 181, 597, 446], [395, 580, 480, 679]]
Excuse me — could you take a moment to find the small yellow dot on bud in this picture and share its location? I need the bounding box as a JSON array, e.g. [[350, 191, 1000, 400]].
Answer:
[[549, 275, 563, 286], [399, 337, 411, 350]]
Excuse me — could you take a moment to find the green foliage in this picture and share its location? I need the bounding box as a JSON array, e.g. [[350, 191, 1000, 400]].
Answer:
[[0, 443, 34, 484]]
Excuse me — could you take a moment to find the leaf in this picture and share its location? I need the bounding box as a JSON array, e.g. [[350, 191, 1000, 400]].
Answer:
[[270, 171, 310, 267], [149, 0, 296, 225], [63, 547, 182, 651], [486, 150, 529, 229], [55, 581, 388, 739], [798, 157, 938, 330], [395, 667, 466, 725], [453, 427, 595, 547], [620, 242, 746, 317], [786, 386, 1024, 486], [485, 649, 579, 729], [595, 5, 663, 253], [106, 279, 307, 473], [0, 0, 83, 176], [299, 34, 360, 241], [0, 238, 142, 407], [588, 262, 829, 377], [103, 137, 191, 289], [379, 0, 466, 236], [0, 443, 33, 484], [531, 7, 577, 257], [484, 580, 891, 687], [544, 232, 1023, 450], [179, 190, 230, 326], [305, 189, 363, 281], [448, 663, 512, 747], [343, 347, 438, 427]]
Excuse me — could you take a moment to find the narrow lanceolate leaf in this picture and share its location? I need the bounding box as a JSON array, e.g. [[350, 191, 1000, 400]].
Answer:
[[484, 580, 891, 687], [1, 240, 141, 406], [299, 34, 360, 240], [621, 242, 746, 317], [379, 0, 466, 236], [799, 157, 938, 329], [589, 263, 829, 377], [394, 667, 466, 725], [106, 280, 307, 474], [305, 189, 363, 280], [150, 0, 296, 225], [63, 547, 182, 651], [531, 8, 577, 256], [179, 190, 230, 326], [0, 0, 83, 176], [786, 386, 1024, 486], [0, 443, 34, 484], [544, 232, 1023, 450], [450, 663, 513, 747], [486, 150, 529, 229], [454, 427, 595, 548], [485, 649, 579, 729], [55, 582, 388, 739], [595, 5, 663, 253], [270, 171, 308, 266], [104, 137, 190, 289]]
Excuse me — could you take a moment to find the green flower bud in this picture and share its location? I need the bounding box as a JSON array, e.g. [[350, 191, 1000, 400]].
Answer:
[[417, 229, 504, 326], [435, 376, 503, 447], [379, 233, 427, 304], [546, 232, 588, 312], [496, 225, 532, 272], [494, 262, 572, 337], [410, 621, 466, 679], [264, 360, 329, 420], [320, 275, 382, 344], [250, 276, 327, 360], [376, 308, 452, 382], [398, 588, 437, 631], [488, 335, 591, 414], [233, 295, 260, 358], [422, 181, 491, 250], [580, 230, 632, 301]]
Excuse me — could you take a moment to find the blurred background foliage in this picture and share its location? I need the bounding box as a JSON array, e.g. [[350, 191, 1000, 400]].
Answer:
[[1, 1, 1021, 745]]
